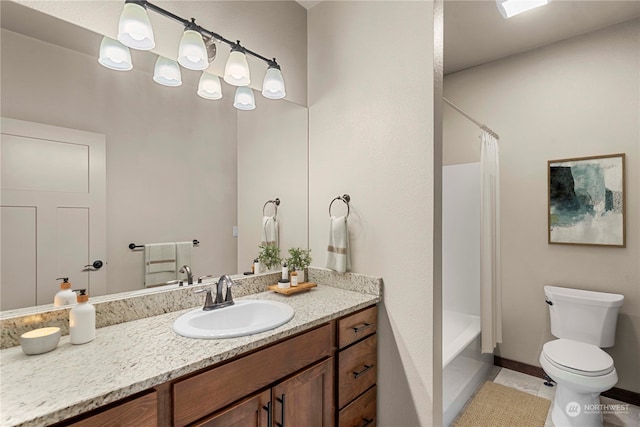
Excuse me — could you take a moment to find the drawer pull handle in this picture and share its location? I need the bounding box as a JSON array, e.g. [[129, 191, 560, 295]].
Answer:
[[353, 364, 374, 379], [361, 417, 374, 427], [263, 401, 272, 427], [352, 322, 375, 333]]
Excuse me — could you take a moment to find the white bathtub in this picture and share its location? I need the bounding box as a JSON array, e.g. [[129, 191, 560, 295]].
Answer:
[[443, 310, 493, 426]]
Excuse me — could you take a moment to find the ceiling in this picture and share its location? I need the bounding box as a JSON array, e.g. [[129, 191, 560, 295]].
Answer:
[[297, 0, 640, 75], [444, 0, 639, 74]]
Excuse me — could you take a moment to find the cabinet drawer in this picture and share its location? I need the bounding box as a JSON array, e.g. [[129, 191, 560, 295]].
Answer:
[[338, 306, 377, 349], [339, 386, 376, 427], [173, 323, 333, 427], [64, 391, 157, 427], [338, 334, 377, 409]]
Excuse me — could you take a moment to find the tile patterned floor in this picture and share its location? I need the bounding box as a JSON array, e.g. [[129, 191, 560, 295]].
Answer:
[[492, 368, 640, 427]]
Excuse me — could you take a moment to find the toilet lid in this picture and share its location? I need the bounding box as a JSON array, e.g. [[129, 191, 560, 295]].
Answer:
[[543, 339, 614, 376]]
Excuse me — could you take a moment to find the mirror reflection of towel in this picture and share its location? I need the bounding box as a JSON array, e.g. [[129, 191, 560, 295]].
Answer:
[[261, 216, 279, 248], [144, 243, 176, 287], [326, 215, 350, 273]]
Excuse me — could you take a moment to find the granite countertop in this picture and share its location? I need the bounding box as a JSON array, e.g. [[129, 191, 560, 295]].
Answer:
[[0, 284, 379, 427]]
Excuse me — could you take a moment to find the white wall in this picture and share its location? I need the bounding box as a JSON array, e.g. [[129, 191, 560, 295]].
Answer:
[[442, 163, 480, 316], [237, 97, 308, 272], [444, 18, 640, 393], [309, 1, 440, 425]]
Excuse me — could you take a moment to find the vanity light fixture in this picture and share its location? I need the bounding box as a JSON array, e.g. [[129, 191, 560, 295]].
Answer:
[[496, 0, 550, 18], [117, 1, 155, 50], [153, 56, 182, 87], [102, 0, 286, 110], [198, 72, 223, 100], [233, 86, 256, 111], [178, 22, 209, 71], [224, 45, 251, 86], [262, 63, 286, 99], [98, 36, 133, 71]]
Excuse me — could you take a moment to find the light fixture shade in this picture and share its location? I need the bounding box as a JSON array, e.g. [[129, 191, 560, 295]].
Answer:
[[496, 0, 549, 18], [98, 36, 133, 71], [178, 29, 208, 70], [117, 2, 155, 50], [233, 86, 256, 110], [224, 50, 251, 86], [153, 56, 182, 87], [262, 66, 286, 99], [197, 72, 223, 100]]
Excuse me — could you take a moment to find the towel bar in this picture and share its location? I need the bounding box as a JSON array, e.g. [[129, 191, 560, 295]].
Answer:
[[129, 239, 200, 250], [263, 198, 280, 217], [329, 194, 351, 218]]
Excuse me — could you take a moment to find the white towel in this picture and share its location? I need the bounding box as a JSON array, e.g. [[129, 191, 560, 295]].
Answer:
[[261, 216, 279, 248], [144, 243, 176, 287], [176, 241, 193, 281], [326, 215, 350, 273]]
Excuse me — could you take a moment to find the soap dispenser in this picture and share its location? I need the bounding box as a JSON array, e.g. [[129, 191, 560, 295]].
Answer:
[[54, 278, 77, 307], [69, 289, 95, 345]]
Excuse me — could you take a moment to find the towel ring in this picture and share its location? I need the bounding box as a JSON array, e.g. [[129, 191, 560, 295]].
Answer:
[[263, 198, 280, 217], [329, 194, 351, 218]]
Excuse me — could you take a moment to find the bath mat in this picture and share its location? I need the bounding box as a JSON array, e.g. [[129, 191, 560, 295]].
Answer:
[[454, 381, 551, 427]]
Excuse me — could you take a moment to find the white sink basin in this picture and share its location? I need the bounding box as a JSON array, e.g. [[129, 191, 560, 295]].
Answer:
[[173, 299, 294, 339]]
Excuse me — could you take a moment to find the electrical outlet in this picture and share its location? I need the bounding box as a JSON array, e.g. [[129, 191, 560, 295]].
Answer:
[[232, 226, 238, 237]]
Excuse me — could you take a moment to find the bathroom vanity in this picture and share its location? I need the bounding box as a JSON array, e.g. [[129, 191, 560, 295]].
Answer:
[[0, 271, 381, 427]]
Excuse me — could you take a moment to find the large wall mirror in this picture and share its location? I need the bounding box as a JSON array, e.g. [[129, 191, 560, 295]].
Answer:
[[0, 1, 308, 311]]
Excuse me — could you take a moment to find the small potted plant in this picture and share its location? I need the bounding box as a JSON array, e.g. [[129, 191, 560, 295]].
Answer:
[[286, 247, 312, 283], [258, 244, 281, 272]]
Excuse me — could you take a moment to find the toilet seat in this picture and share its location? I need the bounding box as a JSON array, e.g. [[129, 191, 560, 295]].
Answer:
[[542, 339, 614, 377]]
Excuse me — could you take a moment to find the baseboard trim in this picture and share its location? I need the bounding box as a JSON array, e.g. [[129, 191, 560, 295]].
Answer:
[[494, 356, 640, 407]]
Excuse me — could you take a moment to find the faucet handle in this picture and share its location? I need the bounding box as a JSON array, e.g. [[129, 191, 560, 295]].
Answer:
[[197, 274, 214, 284], [166, 279, 184, 286], [222, 276, 236, 304], [194, 288, 216, 310]]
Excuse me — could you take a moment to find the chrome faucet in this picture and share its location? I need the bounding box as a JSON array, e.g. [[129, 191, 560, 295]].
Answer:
[[216, 275, 235, 305], [194, 274, 236, 311], [179, 265, 193, 285]]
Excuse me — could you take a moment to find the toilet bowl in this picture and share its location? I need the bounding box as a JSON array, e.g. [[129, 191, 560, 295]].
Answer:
[[540, 339, 618, 427], [540, 286, 623, 427]]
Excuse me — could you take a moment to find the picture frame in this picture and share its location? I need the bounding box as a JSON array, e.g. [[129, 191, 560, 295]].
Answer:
[[548, 153, 626, 247]]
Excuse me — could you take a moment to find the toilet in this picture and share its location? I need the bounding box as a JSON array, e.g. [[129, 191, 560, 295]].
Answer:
[[540, 285, 624, 427]]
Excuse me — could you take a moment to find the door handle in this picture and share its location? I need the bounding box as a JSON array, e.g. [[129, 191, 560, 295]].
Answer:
[[84, 260, 104, 270]]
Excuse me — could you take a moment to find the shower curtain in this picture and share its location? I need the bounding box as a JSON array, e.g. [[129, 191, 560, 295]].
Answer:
[[480, 130, 502, 354]]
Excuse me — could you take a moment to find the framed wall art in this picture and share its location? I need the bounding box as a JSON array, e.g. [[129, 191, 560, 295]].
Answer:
[[548, 153, 625, 247]]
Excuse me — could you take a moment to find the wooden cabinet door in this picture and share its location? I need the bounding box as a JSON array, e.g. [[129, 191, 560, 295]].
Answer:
[[192, 390, 270, 427], [272, 358, 334, 427]]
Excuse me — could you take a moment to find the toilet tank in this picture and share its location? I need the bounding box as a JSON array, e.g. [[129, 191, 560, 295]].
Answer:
[[544, 285, 624, 348]]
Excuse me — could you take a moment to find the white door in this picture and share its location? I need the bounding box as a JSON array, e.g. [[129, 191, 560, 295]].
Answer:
[[1, 118, 106, 310]]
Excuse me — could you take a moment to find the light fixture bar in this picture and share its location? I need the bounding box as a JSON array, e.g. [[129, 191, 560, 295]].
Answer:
[[125, 0, 279, 67]]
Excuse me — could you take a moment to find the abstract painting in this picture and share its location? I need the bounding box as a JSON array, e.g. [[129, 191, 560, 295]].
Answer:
[[548, 153, 625, 247]]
